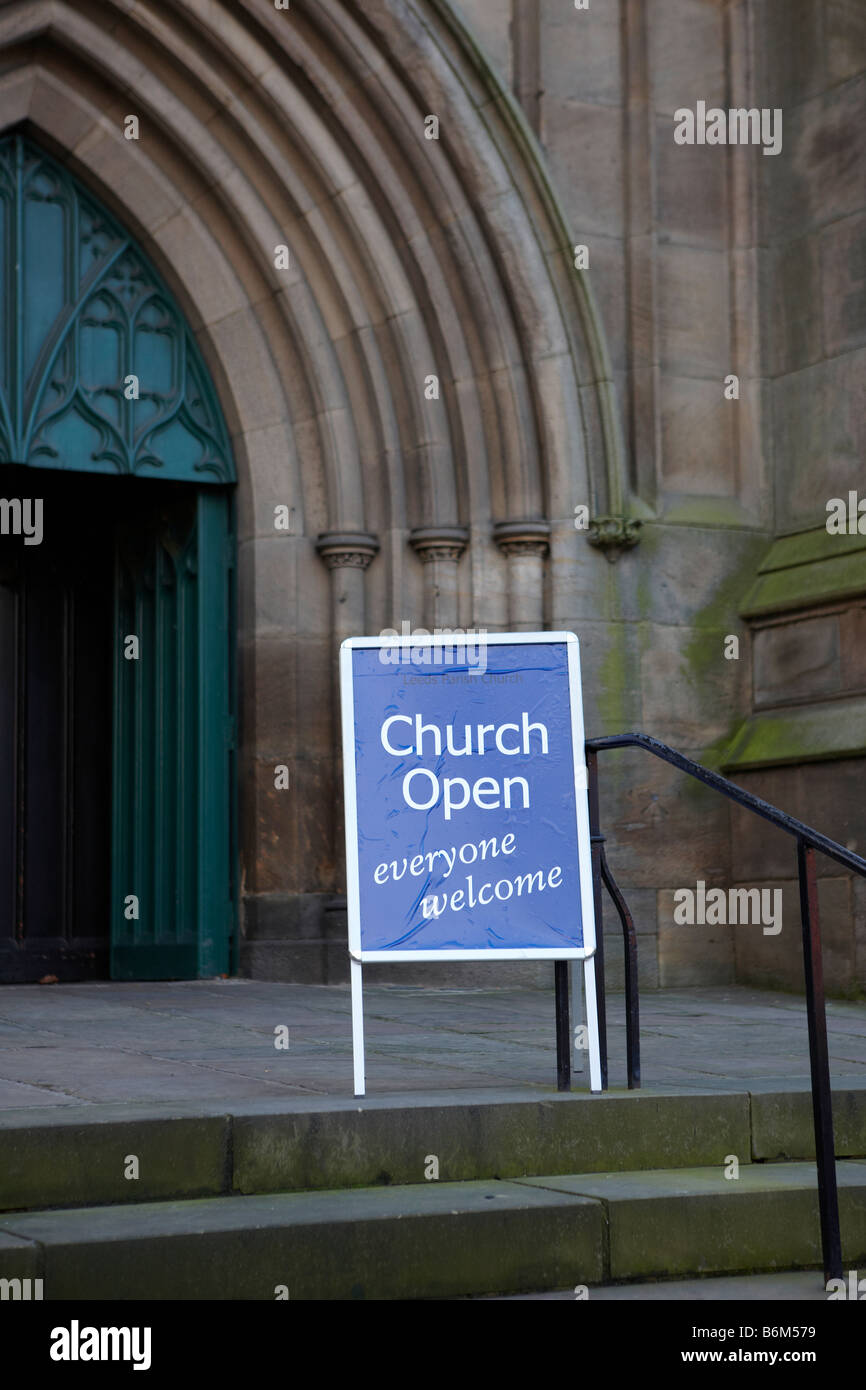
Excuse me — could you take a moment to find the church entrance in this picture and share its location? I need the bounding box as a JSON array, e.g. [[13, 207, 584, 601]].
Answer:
[[0, 134, 237, 983]]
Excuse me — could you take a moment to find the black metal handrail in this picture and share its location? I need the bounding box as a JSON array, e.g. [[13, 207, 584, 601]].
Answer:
[[573, 731, 866, 1284], [588, 733, 866, 874]]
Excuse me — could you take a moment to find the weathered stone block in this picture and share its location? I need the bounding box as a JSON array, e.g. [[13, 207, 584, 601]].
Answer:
[[613, 524, 768, 631], [2, 1184, 605, 1299], [0, 1115, 228, 1213], [247, 756, 335, 895], [240, 939, 339, 985], [732, 876, 853, 995], [751, 1086, 866, 1160], [599, 754, 731, 891], [655, 118, 728, 249], [753, 613, 840, 707], [761, 81, 866, 242], [542, 100, 625, 239], [768, 233, 823, 376], [233, 1092, 751, 1193], [658, 888, 736, 986], [659, 376, 736, 496], [251, 635, 334, 759], [647, 0, 726, 115], [657, 244, 731, 378], [820, 209, 866, 359], [826, 0, 866, 85], [731, 761, 866, 879], [854, 876, 866, 990], [840, 605, 866, 694], [0, 1231, 39, 1282], [540, 0, 622, 108], [640, 624, 750, 747], [753, 0, 826, 109], [602, 927, 660, 992], [522, 1161, 866, 1276]]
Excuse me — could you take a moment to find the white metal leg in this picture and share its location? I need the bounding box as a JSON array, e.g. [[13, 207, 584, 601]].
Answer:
[[571, 958, 585, 1074], [350, 956, 366, 1097], [582, 955, 602, 1093]]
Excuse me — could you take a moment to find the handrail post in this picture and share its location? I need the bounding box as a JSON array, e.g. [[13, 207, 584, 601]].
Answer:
[[797, 838, 843, 1282], [600, 845, 641, 1089], [586, 747, 608, 1089], [554, 959, 571, 1092]]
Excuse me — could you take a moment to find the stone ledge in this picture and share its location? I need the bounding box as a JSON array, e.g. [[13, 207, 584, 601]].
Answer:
[[232, 1090, 750, 1194], [518, 1161, 866, 1279], [722, 696, 866, 770], [0, 1181, 604, 1299], [751, 1087, 866, 1160], [740, 528, 866, 619], [0, 1115, 229, 1214]]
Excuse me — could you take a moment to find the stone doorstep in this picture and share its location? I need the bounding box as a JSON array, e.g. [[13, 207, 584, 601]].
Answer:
[[0, 1086, 865, 1215], [0, 1162, 865, 1299], [517, 1162, 866, 1282]]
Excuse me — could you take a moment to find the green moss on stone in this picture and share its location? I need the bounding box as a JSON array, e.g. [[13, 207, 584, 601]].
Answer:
[[723, 698, 866, 771]]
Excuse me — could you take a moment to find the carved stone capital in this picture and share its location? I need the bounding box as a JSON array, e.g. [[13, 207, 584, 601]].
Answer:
[[586, 515, 642, 563], [315, 531, 380, 570], [492, 519, 550, 559], [409, 525, 469, 564]]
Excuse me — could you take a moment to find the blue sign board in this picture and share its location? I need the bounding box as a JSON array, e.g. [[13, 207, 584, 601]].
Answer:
[[341, 632, 596, 962]]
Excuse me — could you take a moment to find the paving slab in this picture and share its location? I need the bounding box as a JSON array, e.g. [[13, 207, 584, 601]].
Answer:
[[0, 981, 863, 1107]]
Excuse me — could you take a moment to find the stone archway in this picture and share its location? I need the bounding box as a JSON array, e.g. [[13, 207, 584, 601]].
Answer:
[[0, 0, 625, 974], [0, 131, 237, 981]]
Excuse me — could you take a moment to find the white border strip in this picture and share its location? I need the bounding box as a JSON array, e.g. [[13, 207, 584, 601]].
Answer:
[[341, 631, 595, 963]]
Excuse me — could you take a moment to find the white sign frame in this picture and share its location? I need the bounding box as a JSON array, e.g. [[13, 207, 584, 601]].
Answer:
[[340, 630, 602, 1095]]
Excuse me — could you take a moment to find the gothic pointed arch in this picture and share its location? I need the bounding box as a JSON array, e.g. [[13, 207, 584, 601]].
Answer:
[[0, 0, 625, 577], [0, 132, 234, 483]]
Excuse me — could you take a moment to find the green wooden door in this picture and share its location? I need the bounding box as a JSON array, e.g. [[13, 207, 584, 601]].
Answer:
[[112, 488, 235, 979], [0, 133, 237, 981]]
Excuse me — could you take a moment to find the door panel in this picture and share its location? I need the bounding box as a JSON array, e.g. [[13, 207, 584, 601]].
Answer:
[[0, 468, 112, 980], [111, 488, 233, 979], [0, 469, 235, 983]]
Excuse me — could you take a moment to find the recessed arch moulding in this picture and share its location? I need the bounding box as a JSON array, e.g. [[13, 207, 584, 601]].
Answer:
[[0, 0, 624, 976]]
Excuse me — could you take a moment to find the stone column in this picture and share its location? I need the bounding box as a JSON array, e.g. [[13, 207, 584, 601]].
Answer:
[[315, 531, 380, 645], [408, 525, 469, 629], [315, 530, 379, 943], [493, 520, 550, 631]]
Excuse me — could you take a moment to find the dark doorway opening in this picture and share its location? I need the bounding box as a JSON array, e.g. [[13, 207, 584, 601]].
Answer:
[[0, 465, 203, 983]]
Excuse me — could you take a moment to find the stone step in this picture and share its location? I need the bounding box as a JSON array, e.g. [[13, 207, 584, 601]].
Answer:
[[1, 1162, 865, 1299], [2, 1085, 865, 1215]]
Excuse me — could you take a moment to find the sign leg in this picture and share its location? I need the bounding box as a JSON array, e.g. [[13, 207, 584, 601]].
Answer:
[[350, 957, 366, 1097], [571, 959, 585, 1073], [582, 955, 603, 1093], [554, 959, 571, 1091]]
